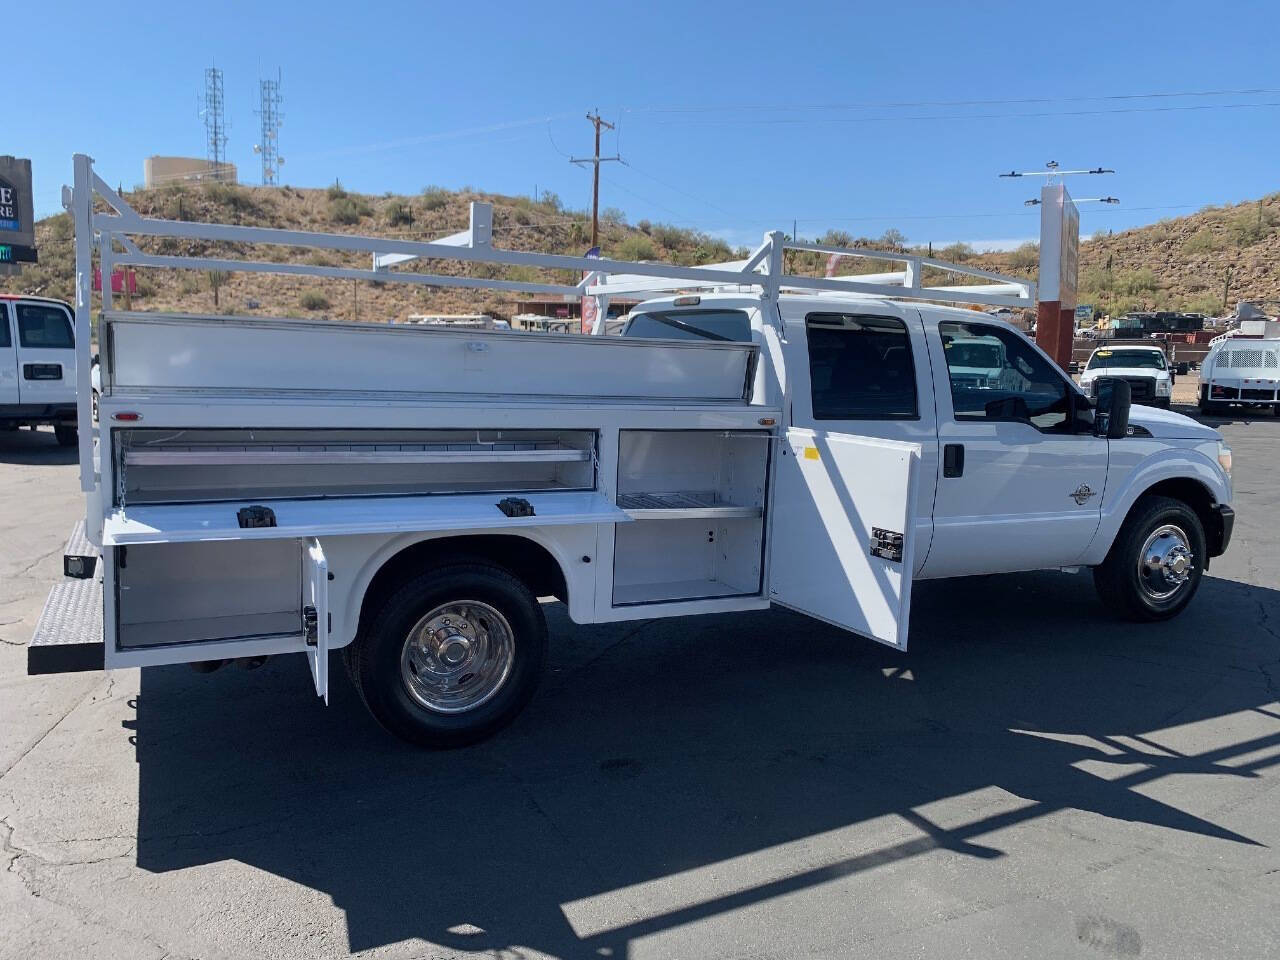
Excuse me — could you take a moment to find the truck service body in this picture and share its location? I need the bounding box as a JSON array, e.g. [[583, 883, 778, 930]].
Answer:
[[27, 156, 1236, 746], [1198, 335, 1280, 415]]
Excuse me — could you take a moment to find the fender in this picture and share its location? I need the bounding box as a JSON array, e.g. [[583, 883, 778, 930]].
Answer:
[[1079, 443, 1229, 566], [328, 526, 593, 649]]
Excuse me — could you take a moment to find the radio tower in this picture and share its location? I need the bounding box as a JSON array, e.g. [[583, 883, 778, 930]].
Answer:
[[200, 67, 230, 181], [255, 72, 284, 186]]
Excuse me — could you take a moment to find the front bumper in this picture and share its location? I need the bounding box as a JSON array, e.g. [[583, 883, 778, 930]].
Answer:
[[1208, 504, 1235, 559]]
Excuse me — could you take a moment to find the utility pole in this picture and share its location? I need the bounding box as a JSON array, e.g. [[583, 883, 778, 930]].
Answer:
[[570, 111, 620, 250]]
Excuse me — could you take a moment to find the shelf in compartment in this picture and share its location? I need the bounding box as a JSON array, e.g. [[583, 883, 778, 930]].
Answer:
[[616, 490, 763, 520], [612, 578, 757, 605], [124, 442, 591, 467]]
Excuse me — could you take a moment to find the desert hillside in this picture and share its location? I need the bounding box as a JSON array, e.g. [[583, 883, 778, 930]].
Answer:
[[4, 179, 1277, 321]]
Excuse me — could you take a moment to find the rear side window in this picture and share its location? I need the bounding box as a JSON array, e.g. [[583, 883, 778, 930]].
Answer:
[[16, 304, 74, 348], [805, 313, 918, 420], [624, 309, 751, 342], [0, 304, 10, 347]]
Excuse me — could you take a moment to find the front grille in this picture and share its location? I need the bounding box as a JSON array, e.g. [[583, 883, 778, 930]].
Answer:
[[1122, 377, 1155, 401], [1241, 388, 1276, 401]]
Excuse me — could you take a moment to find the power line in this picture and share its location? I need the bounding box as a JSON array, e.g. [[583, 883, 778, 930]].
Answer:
[[650, 100, 1280, 127], [624, 87, 1280, 114]]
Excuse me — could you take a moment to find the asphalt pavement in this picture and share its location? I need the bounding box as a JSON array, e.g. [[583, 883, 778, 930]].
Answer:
[[2, 406, 1278, 960]]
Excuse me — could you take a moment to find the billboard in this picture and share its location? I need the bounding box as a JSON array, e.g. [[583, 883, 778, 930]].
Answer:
[[1037, 183, 1079, 310], [0, 156, 37, 263]]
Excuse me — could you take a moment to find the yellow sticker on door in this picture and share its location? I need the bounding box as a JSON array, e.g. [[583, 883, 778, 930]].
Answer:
[[804, 446, 820, 460]]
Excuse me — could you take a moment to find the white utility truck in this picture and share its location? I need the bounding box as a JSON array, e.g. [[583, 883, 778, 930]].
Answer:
[[0, 294, 79, 444], [1079, 343, 1174, 409], [27, 156, 1235, 747], [1199, 334, 1280, 416]]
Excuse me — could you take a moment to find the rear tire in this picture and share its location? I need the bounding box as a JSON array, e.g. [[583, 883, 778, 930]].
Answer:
[[1093, 496, 1205, 622], [54, 424, 77, 447], [348, 562, 547, 748]]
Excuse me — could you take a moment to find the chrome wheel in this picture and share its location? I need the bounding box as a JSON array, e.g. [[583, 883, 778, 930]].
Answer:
[[1137, 524, 1194, 602], [400, 601, 515, 714]]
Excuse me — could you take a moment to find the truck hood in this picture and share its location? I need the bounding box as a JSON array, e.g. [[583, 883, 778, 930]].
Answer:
[[1127, 404, 1218, 440]]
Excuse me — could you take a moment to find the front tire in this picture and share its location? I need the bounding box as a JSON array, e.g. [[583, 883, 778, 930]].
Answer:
[[348, 562, 547, 748], [1093, 496, 1205, 621]]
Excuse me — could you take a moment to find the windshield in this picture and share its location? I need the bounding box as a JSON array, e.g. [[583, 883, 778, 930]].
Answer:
[[946, 342, 1003, 368], [1087, 349, 1166, 370], [623, 309, 752, 342]]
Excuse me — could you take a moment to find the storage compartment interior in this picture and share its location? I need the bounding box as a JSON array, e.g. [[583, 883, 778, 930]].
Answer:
[[612, 429, 768, 604], [116, 539, 304, 647], [114, 428, 596, 504]]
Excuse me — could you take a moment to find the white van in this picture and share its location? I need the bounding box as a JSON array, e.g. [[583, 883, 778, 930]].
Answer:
[[1199, 338, 1280, 415], [0, 295, 79, 444]]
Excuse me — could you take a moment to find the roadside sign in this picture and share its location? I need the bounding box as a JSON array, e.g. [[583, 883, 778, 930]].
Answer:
[[0, 157, 37, 265]]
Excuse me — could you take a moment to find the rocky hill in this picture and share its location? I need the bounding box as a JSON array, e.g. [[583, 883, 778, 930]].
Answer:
[[5, 180, 1278, 321]]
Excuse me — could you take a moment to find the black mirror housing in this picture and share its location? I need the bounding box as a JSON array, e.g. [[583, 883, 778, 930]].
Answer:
[[1094, 377, 1132, 439]]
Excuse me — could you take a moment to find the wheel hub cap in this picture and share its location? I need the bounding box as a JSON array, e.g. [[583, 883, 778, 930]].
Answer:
[[400, 602, 515, 714], [1138, 525, 1194, 601]]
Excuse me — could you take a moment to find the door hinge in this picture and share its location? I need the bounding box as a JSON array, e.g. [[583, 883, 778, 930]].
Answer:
[[870, 527, 904, 564], [303, 605, 318, 646]]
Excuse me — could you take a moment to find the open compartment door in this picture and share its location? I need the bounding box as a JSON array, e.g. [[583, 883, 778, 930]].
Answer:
[[768, 430, 920, 650], [303, 538, 329, 703]]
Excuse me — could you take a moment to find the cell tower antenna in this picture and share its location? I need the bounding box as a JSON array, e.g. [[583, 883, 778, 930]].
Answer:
[[254, 71, 285, 186], [199, 66, 231, 181]]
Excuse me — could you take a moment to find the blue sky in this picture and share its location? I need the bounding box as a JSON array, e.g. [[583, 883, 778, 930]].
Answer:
[[11, 0, 1280, 249]]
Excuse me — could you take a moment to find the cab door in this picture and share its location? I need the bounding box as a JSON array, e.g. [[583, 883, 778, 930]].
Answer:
[[922, 319, 1108, 578], [0, 302, 18, 405], [766, 310, 925, 651]]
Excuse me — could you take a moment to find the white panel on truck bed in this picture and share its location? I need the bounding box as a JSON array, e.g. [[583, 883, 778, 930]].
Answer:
[[107, 315, 757, 402]]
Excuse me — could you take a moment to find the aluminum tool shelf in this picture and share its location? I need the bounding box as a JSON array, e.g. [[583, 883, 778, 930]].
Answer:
[[616, 491, 763, 519]]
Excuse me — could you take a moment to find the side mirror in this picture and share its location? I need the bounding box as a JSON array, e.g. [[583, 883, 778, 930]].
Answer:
[[1094, 377, 1132, 439]]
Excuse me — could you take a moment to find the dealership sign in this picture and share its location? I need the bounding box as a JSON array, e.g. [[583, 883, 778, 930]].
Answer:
[[0, 156, 37, 263]]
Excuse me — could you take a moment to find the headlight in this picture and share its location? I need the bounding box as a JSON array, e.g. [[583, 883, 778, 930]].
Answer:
[[1218, 441, 1233, 476], [1156, 379, 1172, 395]]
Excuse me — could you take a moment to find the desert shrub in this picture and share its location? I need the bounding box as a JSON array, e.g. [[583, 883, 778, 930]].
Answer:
[[421, 186, 450, 211], [178, 277, 201, 297], [202, 182, 260, 215], [939, 242, 975, 262], [383, 203, 414, 227], [1007, 242, 1039, 270], [1228, 206, 1278, 247], [878, 228, 907, 249], [601, 207, 627, 226], [821, 229, 854, 248], [300, 290, 330, 310], [538, 190, 562, 212], [329, 195, 371, 225], [326, 181, 347, 201], [651, 223, 690, 249], [615, 235, 657, 260], [1182, 229, 1221, 256]]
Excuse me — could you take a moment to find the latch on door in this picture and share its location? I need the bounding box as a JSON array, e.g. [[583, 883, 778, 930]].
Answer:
[[303, 605, 318, 645], [870, 527, 905, 563]]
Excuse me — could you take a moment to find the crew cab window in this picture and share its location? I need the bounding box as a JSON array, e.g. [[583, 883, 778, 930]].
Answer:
[[806, 313, 918, 420], [1087, 349, 1166, 370], [939, 321, 1071, 432], [623, 309, 751, 342], [0, 305, 11, 347], [16, 304, 74, 349]]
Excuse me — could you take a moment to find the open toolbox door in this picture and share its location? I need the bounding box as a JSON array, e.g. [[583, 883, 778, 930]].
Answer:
[[768, 430, 920, 650], [303, 538, 329, 703]]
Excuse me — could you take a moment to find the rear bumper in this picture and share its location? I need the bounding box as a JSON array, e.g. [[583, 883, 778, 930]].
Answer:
[[1208, 504, 1235, 559]]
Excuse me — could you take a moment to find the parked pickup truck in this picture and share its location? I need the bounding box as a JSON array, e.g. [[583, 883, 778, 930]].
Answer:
[[1078, 343, 1173, 409], [0, 294, 78, 444], [28, 157, 1236, 748]]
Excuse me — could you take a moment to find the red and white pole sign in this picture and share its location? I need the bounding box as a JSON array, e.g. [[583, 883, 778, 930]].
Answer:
[[581, 246, 601, 334], [1036, 183, 1079, 370]]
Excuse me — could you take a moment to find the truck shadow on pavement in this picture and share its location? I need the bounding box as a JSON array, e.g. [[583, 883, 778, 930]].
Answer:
[[0, 426, 78, 465], [130, 570, 1280, 958]]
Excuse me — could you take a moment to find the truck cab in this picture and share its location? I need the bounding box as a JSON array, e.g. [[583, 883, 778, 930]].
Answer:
[[1078, 343, 1173, 409], [0, 294, 78, 444]]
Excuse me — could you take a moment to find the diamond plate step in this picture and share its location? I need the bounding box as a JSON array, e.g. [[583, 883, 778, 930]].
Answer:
[[27, 577, 104, 675]]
